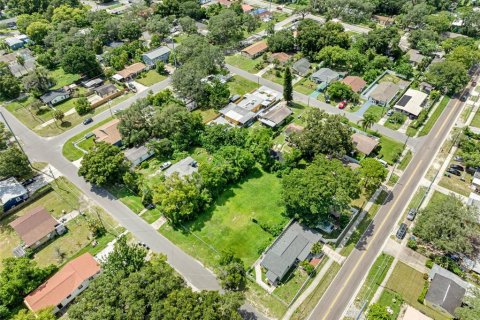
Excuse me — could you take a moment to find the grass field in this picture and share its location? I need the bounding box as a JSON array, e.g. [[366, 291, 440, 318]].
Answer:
[[263, 69, 284, 85], [355, 253, 394, 307], [470, 108, 480, 127], [377, 288, 403, 319], [159, 168, 288, 268], [49, 68, 81, 89], [225, 54, 264, 73], [419, 96, 450, 137], [398, 150, 413, 171], [193, 108, 219, 123], [136, 70, 167, 86], [246, 280, 288, 319], [378, 136, 404, 164], [384, 113, 406, 130], [227, 75, 259, 95], [274, 268, 310, 304], [385, 262, 450, 320], [294, 78, 317, 95], [364, 105, 385, 122]]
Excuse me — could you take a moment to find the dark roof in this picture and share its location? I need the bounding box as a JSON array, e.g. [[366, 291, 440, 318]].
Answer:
[[292, 58, 310, 75], [259, 104, 292, 127], [40, 89, 69, 104], [425, 274, 466, 315], [311, 68, 341, 83], [94, 84, 117, 97]]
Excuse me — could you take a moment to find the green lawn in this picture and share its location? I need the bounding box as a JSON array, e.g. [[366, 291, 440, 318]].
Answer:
[[193, 108, 219, 123], [385, 262, 450, 320], [225, 55, 264, 73], [273, 268, 310, 304], [227, 75, 259, 95], [470, 108, 480, 128], [364, 105, 386, 122], [107, 184, 145, 214], [159, 168, 288, 268], [62, 117, 114, 161], [419, 96, 450, 137], [49, 68, 81, 89], [377, 289, 403, 319], [245, 280, 288, 319], [136, 70, 167, 86], [398, 150, 413, 171], [140, 208, 163, 224], [294, 78, 317, 95], [355, 253, 394, 307], [387, 173, 399, 187], [378, 136, 404, 164], [438, 173, 472, 197], [384, 113, 406, 130], [262, 69, 284, 85]]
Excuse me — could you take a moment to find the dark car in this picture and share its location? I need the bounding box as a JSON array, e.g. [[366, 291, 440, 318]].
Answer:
[[450, 164, 464, 171], [325, 95, 331, 103], [83, 118, 93, 125], [446, 168, 462, 176], [461, 94, 468, 102], [472, 81, 477, 87], [406, 208, 417, 221], [396, 223, 408, 240], [21, 177, 35, 186]]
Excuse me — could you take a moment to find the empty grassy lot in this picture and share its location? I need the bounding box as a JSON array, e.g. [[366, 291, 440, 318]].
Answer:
[[225, 54, 263, 73], [378, 136, 404, 165], [49, 68, 81, 89], [294, 78, 317, 95], [227, 75, 259, 95]]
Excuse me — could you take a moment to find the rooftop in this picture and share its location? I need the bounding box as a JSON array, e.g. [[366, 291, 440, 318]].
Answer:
[[93, 118, 121, 145], [219, 103, 256, 125], [9, 207, 58, 247], [292, 58, 311, 76], [352, 132, 379, 155], [94, 83, 118, 97], [425, 274, 466, 315], [242, 40, 268, 56], [164, 156, 198, 178], [311, 68, 342, 83], [124, 145, 153, 163], [271, 52, 291, 63], [142, 46, 171, 60], [40, 88, 70, 104], [407, 49, 426, 64], [24, 253, 100, 312], [259, 104, 292, 127], [115, 62, 146, 79], [369, 81, 400, 104], [0, 177, 28, 205], [341, 76, 367, 93], [394, 88, 428, 116]]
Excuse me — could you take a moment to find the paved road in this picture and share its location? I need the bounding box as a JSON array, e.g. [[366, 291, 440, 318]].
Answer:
[[225, 64, 424, 151], [306, 90, 469, 319]]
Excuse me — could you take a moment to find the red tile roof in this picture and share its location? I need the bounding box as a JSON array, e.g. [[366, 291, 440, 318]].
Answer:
[[116, 62, 146, 79], [9, 207, 58, 247], [242, 4, 253, 12], [242, 41, 268, 57], [24, 253, 100, 312], [271, 52, 292, 63]]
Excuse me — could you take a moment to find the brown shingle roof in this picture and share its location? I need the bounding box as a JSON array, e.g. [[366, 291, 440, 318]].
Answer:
[[271, 52, 291, 63], [352, 133, 379, 155], [341, 76, 367, 93], [24, 253, 100, 312], [9, 207, 58, 247], [93, 118, 122, 145], [116, 62, 146, 79], [242, 41, 268, 56]]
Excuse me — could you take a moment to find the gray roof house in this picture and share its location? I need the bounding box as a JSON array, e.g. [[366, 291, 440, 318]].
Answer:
[[425, 274, 466, 317], [310, 68, 343, 85], [124, 145, 154, 167], [292, 58, 311, 76], [258, 104, 292, 128], [142, 46, 171, 66], [261, 221, 321, 285], [407, 49, 426, 66], [164, 156, 198, 178], [219, 103, 257, 127], [0, 177, 28, 213], [40, 88, 71, 106], [94, 84, 118, 98], [368, 82, 401, 106]]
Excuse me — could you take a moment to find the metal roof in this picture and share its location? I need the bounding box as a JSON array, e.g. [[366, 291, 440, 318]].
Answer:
[[142, 46, 171, 60], [0, 177, 28, 205]]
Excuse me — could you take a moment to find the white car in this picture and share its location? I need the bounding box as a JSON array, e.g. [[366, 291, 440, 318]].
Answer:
[[160, 161, 172, 171]]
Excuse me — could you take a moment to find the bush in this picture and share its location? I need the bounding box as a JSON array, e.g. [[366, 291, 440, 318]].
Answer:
[[410, 109, 428, 129], [417, 280, 429, 303], [407, 239, 418, 250], [74, 97, 92, 115], [425, 259, 434, 269], [299, 260, 315, 275]]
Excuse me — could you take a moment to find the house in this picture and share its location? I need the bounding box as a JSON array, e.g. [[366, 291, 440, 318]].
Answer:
[[9, 207, 65, 251], [93, 118, 122, 146], [261, 221, 321, 285], [251, 8, 272, 22], [164, 156, 198, 178], [0, 49, 36, 78], [310, 68, 343, 85], [5, 35, 29, 50], [292, 58, 311, 76], [0, 177, 28, 213], [219, 104, 257, 127], [472, 170, 480, 189], [2, 16, 17, 29], [341, 76, 367, 93], [270, 52, 291, 65], [420, 82, 434, 94], [82, 78, 104, 89], [407, 49, 426, 66], [94, 83, 118, 98], [241, 41, 268, 59], [40, 88, 71, 106], [24, 253, 101, 314], [217, 0, 232, 6], [393, 88, 428, 118], [124, 145, 154, 167], [112, 62, 147, 82], [258, 103, 292, 128], [352, 132, 379, 156], [107, 5, 128, 15], [141, 46, 171, 66], [368, 82, 401, 106], [401, 306, 433, 320], [425, 273, 466, 317], [373, 15, 394, 26]]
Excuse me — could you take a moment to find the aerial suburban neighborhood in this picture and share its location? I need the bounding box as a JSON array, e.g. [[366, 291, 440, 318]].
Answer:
[[0, 0, 479, 319]]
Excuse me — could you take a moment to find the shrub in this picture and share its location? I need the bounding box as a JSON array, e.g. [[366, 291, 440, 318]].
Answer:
[[425, 259, 434, 269], [74, 97, 92, 115], [407, 239, 418, 250], [417, 280, 429, 303]]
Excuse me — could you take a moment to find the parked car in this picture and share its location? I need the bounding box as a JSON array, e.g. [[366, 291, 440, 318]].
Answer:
[[450, 164, 464, 171], [454, 156, 464, 162], [338, 100, 347, 109], [461, 94, 468, 101], [83, 118, 93, 125], [386, 109, 394, 116], [160, 161, 172, 170], [325, 94, 330, 103], [21, 177, 36, 187], [446, 168, 462, 176], [396, 223, 408, 240], [472, 81, 477, 87], [406, 208, 417, 221]]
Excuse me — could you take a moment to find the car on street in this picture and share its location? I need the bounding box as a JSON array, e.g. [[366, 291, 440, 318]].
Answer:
[[160, 161, 172, 170], [472, 81, 477, 87], [446, 168, 462, 176], [461, 94, 468, 101], [386, 109, 394, 116], [338, 100, 347, 109], [396, 223, 408, 239], [406, 208, 417, 221], [325, 95, 331, 103], [83, 118, 93, 125], [450, 164, 464, 171]]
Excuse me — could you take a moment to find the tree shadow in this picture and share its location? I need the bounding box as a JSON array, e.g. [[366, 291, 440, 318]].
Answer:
[[60, 121, 72, 128]]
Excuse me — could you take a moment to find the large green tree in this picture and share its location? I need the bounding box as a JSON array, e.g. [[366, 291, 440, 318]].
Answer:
[[103, 235, 147, 277], [218, 251, 246, 291], [359, 158, 388, 194], [426, 60, 469, 94], [267, 29, 295, 53], [61, 46, 102, 78], [0, 147, 32, 179], [208, 9, 243, 47], [456, 288, 480, 320], [283, 67, 293, 103]]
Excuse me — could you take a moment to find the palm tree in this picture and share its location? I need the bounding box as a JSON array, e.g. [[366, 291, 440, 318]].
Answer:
[[358, 113, 376, 131]]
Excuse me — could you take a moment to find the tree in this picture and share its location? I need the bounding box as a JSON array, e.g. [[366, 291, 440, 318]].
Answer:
[[425, 11, 454, 33], [0, 123, 11, 151], [152, 173, 209, 224], [456, 288, 480, 320], [22, 68, 51, 97], [326, 81, 357, 102], [12, 308, 55, 320], [446, 46, 480, 70], [282, 157, 360, 224], [118, 19, 142, 41], [218, 251, 246, 291], [178, 16, 197, 34], [292, 109, 354, 159], [205, 79, 230, 109], [78, 142, 128, 186], [25, 21, 51, 44], [74, 97, 91, 115], [208, 9, 243, 47], [297, 20, 350, 58], [146, 16, 171, 39], [426, 60, 469, 94], [367, 303, 391, 320], [267, 29, 295, 53], [53, 110, 65, 123], [0, 147, 32, 179], [213, 146, 255, 183], [358, 113, 376, 131], [283, 67, 293, 103], [103, 235, 147, 277], [413, 195, 478, 256], [0, 63, 21, 99], [61, 46, 103, 78], [359, 158, 388, 194]]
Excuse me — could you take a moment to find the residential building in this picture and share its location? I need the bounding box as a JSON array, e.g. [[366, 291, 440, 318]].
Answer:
[[251, 8, 272, 22], [40, 88, 71, 106], [401, 306, 433, 320], [82, 78, 104, 89], [141, 46, 171, 66], [107, 5, 128, 15], [24, 253, 101, 314], [112, 62, 147, 82], [217, 0, 233, 6], [219, 104, 257, 127], [124, 145, 154, 167], [258, 103, 292, 128], [420, 82, 434, 94], [5, 35, 28, 50], [425, 273, 466, 317], [241, 4, 253, 13], [310, 68, 344, 85], [93, 118, 122, 146], [407, 49, 426, 66], [241, 41, 268, 59], [341, 76, 367, 93], [0, 177, 28, 213], [261, 221, 321, 285], [270, 52, 292, 65], [368, 82, 401, 106], [9, 207, 65, 251], [352, 132, 379, 156], [0, 49, 36, 78], [472, 170, 480, 189], [393, 88, 428, 117], [373, 15, 394, 26], [292, 58, 311, 76], [94, 83, 118, 98], [164, 156, 198, 178]]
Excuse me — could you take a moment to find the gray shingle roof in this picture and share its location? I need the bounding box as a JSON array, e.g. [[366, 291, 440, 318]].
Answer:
[[142, 46, 170, 60], [292, 58, 310, 76], [40, 89, 69, 104], [425, 274, 466, 315]]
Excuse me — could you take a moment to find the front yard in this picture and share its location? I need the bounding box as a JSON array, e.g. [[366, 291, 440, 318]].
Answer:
[[225, 54, 264, 74], [136, 70, 167, 86], [294, 78, 317, 95], [378, 136, 404, 164], [228, 75, 259, 95], [363, 105, 385, 122]]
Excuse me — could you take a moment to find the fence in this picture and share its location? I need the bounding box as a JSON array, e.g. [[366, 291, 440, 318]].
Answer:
[[91, 89, 127, 109]]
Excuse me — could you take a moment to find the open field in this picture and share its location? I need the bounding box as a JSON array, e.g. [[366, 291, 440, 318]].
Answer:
[[49, 68, 81, 89], [136, 70, 167, 86], [225, 55, 263, 73], [228, 75, 259, 95], [378, 136, 404, 164], [364, 105, 385, 122]]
